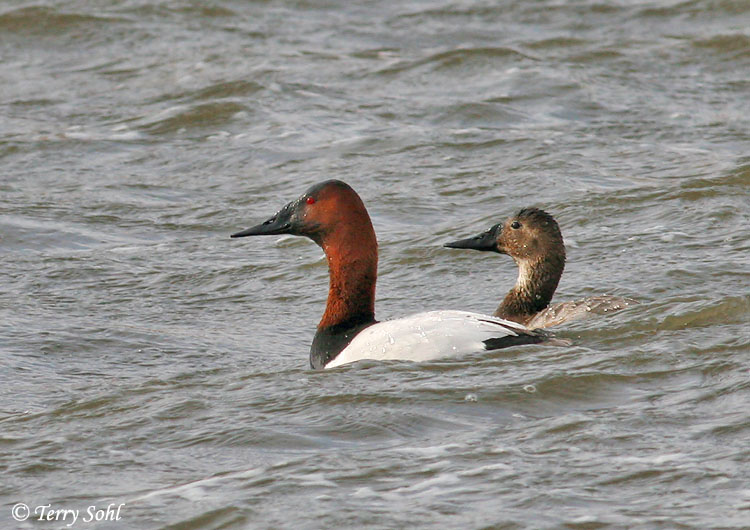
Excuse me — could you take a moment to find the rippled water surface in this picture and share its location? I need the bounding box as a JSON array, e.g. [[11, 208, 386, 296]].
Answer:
[[2, 1, 750, 528]]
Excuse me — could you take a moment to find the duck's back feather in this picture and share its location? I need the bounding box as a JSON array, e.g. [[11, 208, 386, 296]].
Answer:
[[525, 295, 638, 329]]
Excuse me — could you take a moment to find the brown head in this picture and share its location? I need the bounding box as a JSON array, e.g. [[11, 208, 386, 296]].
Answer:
[[445, 208, 566, 324], [496, 208, 565, 263], [445, 208, 564, 263]]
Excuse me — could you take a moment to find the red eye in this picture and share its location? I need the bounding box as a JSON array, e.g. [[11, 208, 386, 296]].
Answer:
[[306, 197, 315, 205]]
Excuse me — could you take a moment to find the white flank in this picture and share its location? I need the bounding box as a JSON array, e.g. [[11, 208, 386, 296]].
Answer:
[[324, 310, 530, 369]]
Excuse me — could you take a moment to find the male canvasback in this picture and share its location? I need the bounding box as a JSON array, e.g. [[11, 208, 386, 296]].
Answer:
[[445, 208, 636, 329], [231, 180, 545, 369]]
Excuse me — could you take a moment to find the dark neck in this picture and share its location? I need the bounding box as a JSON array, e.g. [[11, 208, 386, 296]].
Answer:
[[310, 316, 374, 369], [310, 228, 378, 368], [494, 255, 564, 325]]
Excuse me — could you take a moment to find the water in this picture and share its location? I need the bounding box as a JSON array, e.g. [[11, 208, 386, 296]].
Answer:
[[2, 0, 749, 528]]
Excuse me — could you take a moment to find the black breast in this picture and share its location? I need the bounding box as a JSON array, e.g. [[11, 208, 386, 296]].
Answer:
[[310, 319, 376, 369]]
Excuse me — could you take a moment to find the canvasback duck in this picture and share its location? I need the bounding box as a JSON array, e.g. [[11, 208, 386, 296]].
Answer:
[[445, 208, 636, 329], [231, 180, 546, 369]]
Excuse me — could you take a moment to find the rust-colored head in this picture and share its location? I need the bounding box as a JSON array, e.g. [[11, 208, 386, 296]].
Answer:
[[231, 179, 375, 248], [231, 179, 379, 334]]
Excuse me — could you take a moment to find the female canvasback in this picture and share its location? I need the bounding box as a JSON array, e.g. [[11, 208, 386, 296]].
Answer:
[[231, 180, 545, 369], [445, 208, 636, 329]]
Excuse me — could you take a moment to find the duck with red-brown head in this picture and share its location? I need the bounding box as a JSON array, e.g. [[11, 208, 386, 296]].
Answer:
[[232, 180, 547, 369], [232, 180, 378, 368], [446, 208, 635, 329]]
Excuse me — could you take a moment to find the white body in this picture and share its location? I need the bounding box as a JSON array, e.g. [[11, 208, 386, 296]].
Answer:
[[325, 310, 533, 369]]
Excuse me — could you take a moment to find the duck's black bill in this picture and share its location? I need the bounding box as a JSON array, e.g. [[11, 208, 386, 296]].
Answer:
[[231, 202, 295, 238], [444, 225, 500, 252]]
